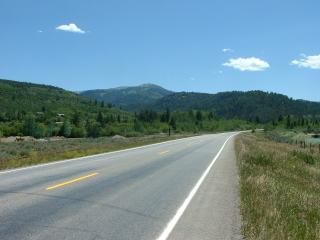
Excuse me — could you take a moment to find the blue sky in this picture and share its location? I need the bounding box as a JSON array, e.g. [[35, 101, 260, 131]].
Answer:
[[0, 0, 319, 101]]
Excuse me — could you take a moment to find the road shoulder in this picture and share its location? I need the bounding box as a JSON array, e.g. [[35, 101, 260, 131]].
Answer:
[[168, 137, 242, 240]]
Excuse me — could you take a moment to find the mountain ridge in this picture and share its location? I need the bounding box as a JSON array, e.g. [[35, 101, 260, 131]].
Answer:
[[0, 78, 122, 118], [80, 83, 320, 122], [1, 79, 320, 124], [80, 83, 173, 110]]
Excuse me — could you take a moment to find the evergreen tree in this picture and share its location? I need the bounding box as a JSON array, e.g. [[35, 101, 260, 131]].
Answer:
[[255, 116, 260, 124], [23, 114, 36, 136], [34, 123, 47, 138], [165, 108, 171, 122], [97, 112, 104, 124], [196, 110, 203, 121], [208, 111, 214, 120], [62, 120, 72, 137], [133, 119, 144, 132], [86, 120, 101, 138], [278, 115, 283, 122], [169, 117, 177, 130], [72, 111, 82, 127], [286, 115, 291, 129]]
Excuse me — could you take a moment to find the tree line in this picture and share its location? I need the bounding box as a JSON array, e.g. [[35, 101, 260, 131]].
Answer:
[[0, 107, 255, 138]]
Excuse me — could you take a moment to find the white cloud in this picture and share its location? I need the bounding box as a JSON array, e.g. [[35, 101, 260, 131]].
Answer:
[[37, 30, 43, 33], [222, 48, 233, 53], [56, 23, 85, 34], [223, 57, 270, 71], [291, 54, 320, 69]]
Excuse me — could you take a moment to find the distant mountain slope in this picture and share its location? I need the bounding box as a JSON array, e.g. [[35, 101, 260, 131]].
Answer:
[[150, 91, 320, 122], [80, 83, 173, 110], [0, 79, 120, 116]]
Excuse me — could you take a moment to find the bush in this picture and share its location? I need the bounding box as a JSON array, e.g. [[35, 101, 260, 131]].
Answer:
[[71, 127, 87, 138], [34, 123, 47, 138], [292, 150, 316, 165], [86, 121, 101, 138], [133, 119, 144, 133], [20, 148, 31, 157], [23, 114, 36, 136]]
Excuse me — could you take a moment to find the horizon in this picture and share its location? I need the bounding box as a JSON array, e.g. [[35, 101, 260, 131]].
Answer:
[[1, 0, 319, 101]]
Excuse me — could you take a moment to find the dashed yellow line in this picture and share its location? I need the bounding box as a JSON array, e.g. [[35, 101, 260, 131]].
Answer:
[[46, 172, 99, 190], [159, 150, 170, 155]]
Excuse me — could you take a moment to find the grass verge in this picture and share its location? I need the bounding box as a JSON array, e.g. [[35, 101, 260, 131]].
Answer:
[[0, 134, 194, 171], [235, 132, 320, 239]]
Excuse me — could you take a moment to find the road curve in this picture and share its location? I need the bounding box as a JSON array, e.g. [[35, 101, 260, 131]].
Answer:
[[0, 132, 241, 240]]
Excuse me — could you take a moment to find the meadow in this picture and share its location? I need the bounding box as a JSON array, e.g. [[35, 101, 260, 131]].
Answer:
[[236, 132, 320, 239]]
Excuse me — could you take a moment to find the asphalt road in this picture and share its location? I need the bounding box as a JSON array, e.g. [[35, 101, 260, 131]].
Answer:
[[0, 132, 242, 240]]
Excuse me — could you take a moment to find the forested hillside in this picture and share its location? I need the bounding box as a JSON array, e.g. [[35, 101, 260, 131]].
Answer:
[[0, 79, 115, 114], [81, 84, 320, 122], [4, 79, 318, 139], [0, 79, 132, 138], [150, 91, 320, 122], [81, 83, 173, 110], [0, 79, 253, 138]]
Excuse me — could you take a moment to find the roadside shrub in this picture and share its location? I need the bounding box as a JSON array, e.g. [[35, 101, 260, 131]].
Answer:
[[123, 131, 141, 137], [292, 150, 316, 165], [86, 122, 102, 138], [20, 148, 31, 157], [71, 127, 87, 138], [133, 119, 144, 133]]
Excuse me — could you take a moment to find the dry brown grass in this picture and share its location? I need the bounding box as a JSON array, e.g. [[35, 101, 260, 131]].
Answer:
[[236, 132, 320, 240], [0, 134, 193, 170]]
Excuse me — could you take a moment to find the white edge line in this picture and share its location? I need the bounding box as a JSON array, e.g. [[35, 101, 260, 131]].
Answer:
[[155, 133, 238, 240], [0, 134, 213, 175]]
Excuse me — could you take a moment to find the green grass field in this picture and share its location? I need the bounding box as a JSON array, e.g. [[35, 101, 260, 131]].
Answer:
[[236, 132, 320, 239]]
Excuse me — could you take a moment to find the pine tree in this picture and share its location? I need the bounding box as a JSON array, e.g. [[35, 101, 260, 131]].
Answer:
[[286, 115, 291, 129], [23, 114, 36, 136], [169, 117, 177, 130], [97, 112, 104, 124], [165, 108, 171, 123], [196, 110, 203, 121], [62, 120, 72, 137]]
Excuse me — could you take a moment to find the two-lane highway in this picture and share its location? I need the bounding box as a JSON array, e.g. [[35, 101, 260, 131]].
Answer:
[[0, 132, 241, 240]]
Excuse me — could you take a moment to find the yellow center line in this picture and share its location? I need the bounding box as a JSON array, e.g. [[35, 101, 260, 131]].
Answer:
[[46, 172, 99, 190], [160, 150, 170, 155]]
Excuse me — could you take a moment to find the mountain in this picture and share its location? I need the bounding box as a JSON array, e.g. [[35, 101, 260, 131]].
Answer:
[[0, 79, 121, 118], [150, 91, 320, 122], [4, 78, 319, 124], [80, 83, 173, 111], [80, 82, 320, 122]]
